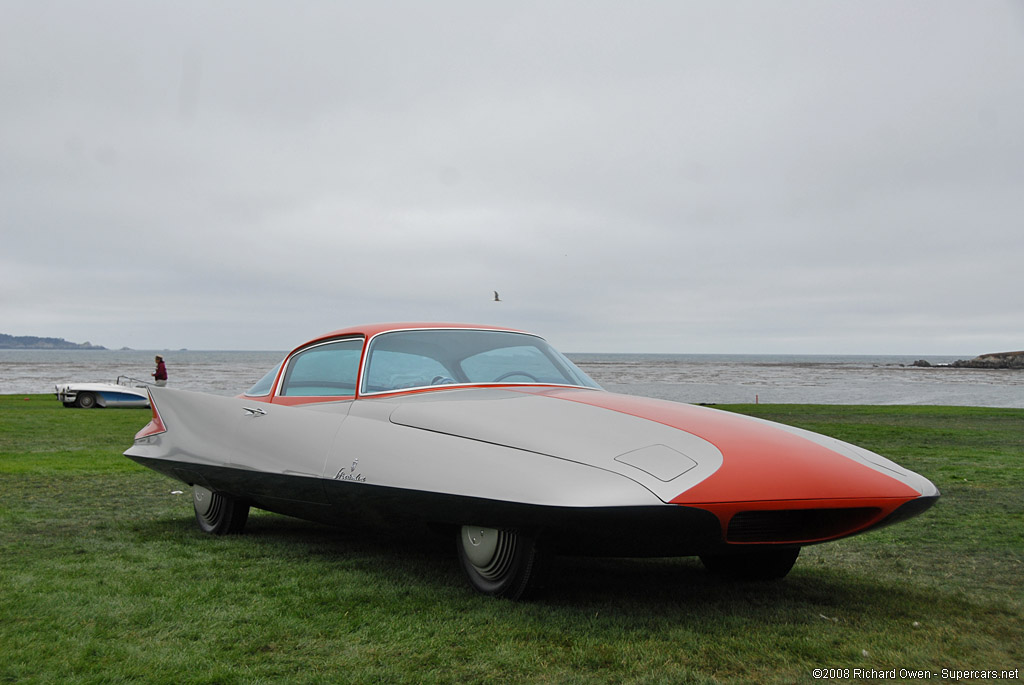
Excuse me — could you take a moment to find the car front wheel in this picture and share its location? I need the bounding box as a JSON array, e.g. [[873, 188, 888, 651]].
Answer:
[[192, 485, 250, 535], [76, 392, 98, 409], [699, 547, 800, 580], [457, 526, 550, 599]]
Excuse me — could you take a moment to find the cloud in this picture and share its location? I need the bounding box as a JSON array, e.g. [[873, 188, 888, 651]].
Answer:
[[2, 0, 1023, 353]]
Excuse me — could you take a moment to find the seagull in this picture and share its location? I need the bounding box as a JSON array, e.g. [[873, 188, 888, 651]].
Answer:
[[493, 291, 501, 302]]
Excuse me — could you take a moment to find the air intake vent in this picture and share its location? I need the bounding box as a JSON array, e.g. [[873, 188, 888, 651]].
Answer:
[[727, 507, 881, 543]]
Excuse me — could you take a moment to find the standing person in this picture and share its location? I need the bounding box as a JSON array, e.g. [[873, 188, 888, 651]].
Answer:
[[152, 355, 168, 386]]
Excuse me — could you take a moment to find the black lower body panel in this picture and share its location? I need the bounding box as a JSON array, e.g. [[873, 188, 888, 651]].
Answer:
[[127, 456, 724, 557]]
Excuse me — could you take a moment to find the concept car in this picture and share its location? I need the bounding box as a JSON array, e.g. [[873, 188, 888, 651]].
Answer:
[[57, 376, 151, 409], [125, 323, 939, 598]]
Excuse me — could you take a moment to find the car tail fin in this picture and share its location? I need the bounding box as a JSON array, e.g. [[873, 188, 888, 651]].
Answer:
[[134, 390, 166, 439]]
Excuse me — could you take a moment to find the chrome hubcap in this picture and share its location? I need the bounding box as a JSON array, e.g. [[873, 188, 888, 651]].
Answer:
[[461, 526, 517, 580], [193, 485, 214, 517]]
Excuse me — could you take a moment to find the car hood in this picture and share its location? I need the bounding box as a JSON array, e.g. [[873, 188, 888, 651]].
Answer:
[[383, 386, 937, 505]]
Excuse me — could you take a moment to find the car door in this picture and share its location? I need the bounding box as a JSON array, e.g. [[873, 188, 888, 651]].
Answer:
[[229, 399, 352, 505], [229, 338, 363, 504]]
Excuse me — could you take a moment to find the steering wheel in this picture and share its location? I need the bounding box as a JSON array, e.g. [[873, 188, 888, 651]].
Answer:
[[492, 370, 541, 383], [431, 375, 456, 385]]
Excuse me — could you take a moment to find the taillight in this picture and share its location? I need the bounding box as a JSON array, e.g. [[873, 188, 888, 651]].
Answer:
[[134, 392, 166, 439]]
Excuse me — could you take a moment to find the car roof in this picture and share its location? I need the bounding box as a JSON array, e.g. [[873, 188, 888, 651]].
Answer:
[[298, 322, 528, 349]]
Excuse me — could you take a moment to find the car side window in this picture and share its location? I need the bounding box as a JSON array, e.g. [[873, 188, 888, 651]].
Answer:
[[279, 338, 363, 396]]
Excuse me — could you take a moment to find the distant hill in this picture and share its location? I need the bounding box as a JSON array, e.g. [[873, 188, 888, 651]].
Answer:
[[951, 351, 1024, 369], [0, 334, 106, 350], [914, 350, 1024, 369]]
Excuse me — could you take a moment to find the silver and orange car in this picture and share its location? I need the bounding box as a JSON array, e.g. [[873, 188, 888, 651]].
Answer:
[[125, 323, 938, 598]]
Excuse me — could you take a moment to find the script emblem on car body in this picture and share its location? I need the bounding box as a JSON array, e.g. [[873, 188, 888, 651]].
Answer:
[[335, 458, 366, 483]]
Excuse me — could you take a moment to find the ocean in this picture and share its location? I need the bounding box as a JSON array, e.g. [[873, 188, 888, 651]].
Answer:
[[2, 349, 1022, 408]]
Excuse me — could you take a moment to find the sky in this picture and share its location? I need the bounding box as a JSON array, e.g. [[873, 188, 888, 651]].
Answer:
[[2, 1, 1023, 354]]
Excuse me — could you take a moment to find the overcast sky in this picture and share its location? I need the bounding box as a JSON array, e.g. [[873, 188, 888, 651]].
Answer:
[[3, 1, 1022, 354]]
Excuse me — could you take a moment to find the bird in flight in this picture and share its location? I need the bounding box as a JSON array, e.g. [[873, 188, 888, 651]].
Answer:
[[493, 291, 501, 302]]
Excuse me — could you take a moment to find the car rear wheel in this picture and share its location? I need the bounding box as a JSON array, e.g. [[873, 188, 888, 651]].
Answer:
[[192, 485, 250, 535], [457, 526, 551, 599], [76, 392, 98, 409], [699, 547, 800, 580]]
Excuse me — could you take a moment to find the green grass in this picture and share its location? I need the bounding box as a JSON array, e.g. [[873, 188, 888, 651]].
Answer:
[[1, 395, 1021, 684]]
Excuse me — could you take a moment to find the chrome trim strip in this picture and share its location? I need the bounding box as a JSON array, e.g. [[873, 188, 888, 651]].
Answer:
[[363, 381, 603, 398]]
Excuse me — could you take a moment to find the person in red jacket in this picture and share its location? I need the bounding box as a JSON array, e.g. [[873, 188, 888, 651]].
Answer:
[[152, 355, 168, 386]]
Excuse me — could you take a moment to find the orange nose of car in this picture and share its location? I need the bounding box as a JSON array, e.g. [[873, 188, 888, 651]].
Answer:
[[545, 389, 934, 545], [671, 417, 919, 504], [666, 413, 928, 544]]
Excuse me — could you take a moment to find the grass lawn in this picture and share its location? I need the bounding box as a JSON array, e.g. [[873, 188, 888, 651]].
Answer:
[[1, 394, 1021, 684]]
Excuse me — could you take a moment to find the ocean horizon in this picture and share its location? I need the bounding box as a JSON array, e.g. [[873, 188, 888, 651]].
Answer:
[[2, 348, 1021, 408]]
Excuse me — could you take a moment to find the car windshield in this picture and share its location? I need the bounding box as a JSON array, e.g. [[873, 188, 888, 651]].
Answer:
[[362, 329, 601, 395]]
